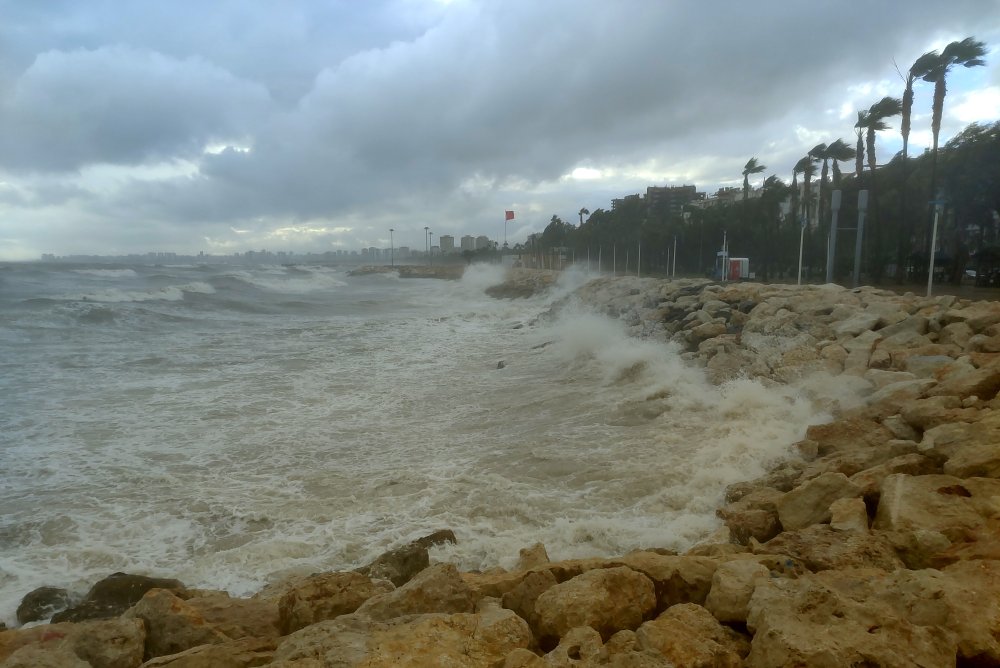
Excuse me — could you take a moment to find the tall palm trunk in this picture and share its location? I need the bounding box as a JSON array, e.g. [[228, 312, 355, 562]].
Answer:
[[899, 73, 915, 281], [866, 127, 883, 282]]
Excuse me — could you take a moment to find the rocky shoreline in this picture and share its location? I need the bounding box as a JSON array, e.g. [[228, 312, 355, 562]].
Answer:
[[2, 271, 999, 666]]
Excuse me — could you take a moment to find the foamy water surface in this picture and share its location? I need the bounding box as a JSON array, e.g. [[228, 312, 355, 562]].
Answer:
[[0, 261, 834, 625]]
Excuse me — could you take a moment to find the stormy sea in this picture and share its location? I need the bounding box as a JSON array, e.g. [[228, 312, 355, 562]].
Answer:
[[0, 261, 830, 625]]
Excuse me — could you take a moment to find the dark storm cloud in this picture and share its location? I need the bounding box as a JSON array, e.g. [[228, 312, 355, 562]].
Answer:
[[0, 0, 998, 257]]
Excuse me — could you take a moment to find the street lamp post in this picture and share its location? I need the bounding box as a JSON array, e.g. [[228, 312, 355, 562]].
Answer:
[[797, 215, 806, 286], [424, 226, 429, 265], [389, 228, 394, 267], [853, 190, 869, 288], [429, 232, 434, 264], [927, 194, 945, 297], [826, 190, 842, 284]]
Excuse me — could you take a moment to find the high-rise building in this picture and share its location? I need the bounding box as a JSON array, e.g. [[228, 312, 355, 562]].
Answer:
[[439, 235, 455, 253], [460, 235, 475, 251], [475, 235, 490, 250]]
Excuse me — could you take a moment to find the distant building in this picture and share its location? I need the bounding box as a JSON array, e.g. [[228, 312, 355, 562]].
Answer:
[[611, 193, 641, 210], [460, 235, 475, 251], [475, 235, 490, 250], [646, 185, 701, 218], [439, 235, 455, 253]]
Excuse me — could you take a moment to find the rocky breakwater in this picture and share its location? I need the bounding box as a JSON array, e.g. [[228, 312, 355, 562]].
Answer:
[[3, 274, 1000, 667]]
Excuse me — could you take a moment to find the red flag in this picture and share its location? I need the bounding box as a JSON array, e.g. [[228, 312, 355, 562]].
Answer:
[[505, 210, 515, 220]]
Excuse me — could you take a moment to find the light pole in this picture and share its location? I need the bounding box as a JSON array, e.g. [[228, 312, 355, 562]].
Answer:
[[424, 226, 429, 265], [826, 190, 842, 284], [797, 215, 806, 286], [853, 190, 869, 288], [429, 232, 434, 264], [389, 228, 394, 267], [927, 194, 945, 297]]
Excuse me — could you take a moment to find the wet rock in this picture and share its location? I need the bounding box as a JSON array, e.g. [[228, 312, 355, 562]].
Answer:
[[356, 542, 429, 587], [52, 572, 187, 623], [829, 497, 869, 532], [15, 586, 71, 625], [716, 487, 783, 545], [123, 589, 230, 660], [501, 570, 558, 630], [277, 571, 392, 634]]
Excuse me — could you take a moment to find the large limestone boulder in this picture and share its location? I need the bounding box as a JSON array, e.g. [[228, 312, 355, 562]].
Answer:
[[354, 563, 475, 621], [804, 418, 894, 456], [635, 603, 747, 667], [848, 453, 941, 498], [277, 571, 393, 634], [52, 573, 186, 623], [123, 589, 230, 660], [274, 599, 531, 667], [872, 474, 1000, 541], [183, 592, 279, 643], [0, 617, 145, 668], [137, 637, 275, 667], [609, 552, 719, 610], [745, 568, 958, 667], [515, 543, 551, 571], [715, 487, 783, 545], [534, 567, 656, 644], [776, 472, 863, 531], [703, 560, 770, 623], [753, 525, 903, 572], [501, 570, 558, 629], [925, 359, 1000, 400]]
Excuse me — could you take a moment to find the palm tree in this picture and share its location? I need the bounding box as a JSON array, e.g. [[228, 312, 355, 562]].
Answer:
[[742, 158, 766, 202], [825, 139, 855, 189], [856, 96, 902, 281], [919, 37, 987, 255], [578, 207, 589, 227], [791, 156, 813, 226], [897, 50, 940, 275]]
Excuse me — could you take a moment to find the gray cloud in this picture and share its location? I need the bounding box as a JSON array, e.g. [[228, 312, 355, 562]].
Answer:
[[0, 0, 998, 258]]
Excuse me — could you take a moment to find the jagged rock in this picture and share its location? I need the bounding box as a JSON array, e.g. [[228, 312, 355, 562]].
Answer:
[[516, 543, 551, 570], [796, 440, 917, 482], [0, 645, 92, 667], [0, 617, 145, 668], [534, 567, 656, 644], [412, 529, 457, 549], [274, 599, 531, 667], [277, 571, 392, 634], [833, 312, 881, 337], [925, 359, 1000, 399], [356, 542, 429, 587], [776, 472, 863, 531], [635, 603, 746, 667], [123, 589, 230, 660], [829, 497, 869, 532], [15, 586, 71, 625], [943, 302, 1000, 331], [501, 570, 558, 629], [903, 354, 955, 378], [715, 487, 783, 545], [51, 572, 186, 623], [804, 418, 894, 456], [872, 474, 1000, 542], [939, 321, 974, 347], [609, 553, 718, 611], [138, 637, 276, 667], [703, 560, 770, 623], [900, 395, 978, 430], [753, 525, 903, 572], [746, 569, 958, 667], [355, 563, 475, 621]]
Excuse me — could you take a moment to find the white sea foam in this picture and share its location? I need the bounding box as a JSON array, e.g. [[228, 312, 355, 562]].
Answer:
[[67, 281, 216, 302], [0, 264, 833, 625], [71, 268, 139, 278], [223, 267, 347, 293]]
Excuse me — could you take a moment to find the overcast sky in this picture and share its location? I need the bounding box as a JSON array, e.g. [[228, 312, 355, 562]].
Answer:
[[1, 0, 999, 260]]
